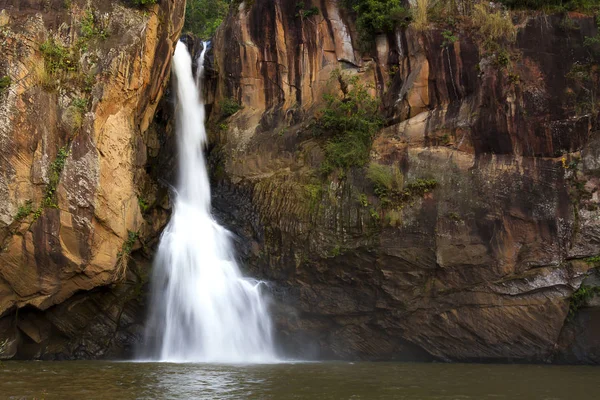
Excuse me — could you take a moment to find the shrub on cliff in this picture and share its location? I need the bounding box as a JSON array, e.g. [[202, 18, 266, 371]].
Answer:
[[568, 285, 600, 320], [314, 71, 383, 173], [472, 3, 517, 44], [498, 0, 599, 11], [367, 162, 403, 198], [219, 97, 243, 118], [342, 0, 410, 47], [40, 39, 78, 75], [412, 0, 431, 31], [0, 75, 10, 94], [132, 0, 158, 5], [184, 0, 231, 39]]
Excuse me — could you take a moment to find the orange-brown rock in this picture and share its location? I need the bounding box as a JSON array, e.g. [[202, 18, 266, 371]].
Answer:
[[207, 1, 600, 363], [0, 0, 184, 359]]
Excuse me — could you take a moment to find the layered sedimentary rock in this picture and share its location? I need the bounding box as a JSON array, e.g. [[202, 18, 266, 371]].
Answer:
[[207, 0, 600, 363], [0, 0, 184, 359], [1, 0, 599, 364]]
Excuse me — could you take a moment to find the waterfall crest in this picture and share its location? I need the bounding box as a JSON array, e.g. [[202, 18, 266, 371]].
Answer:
[[141, 41, 277, 363]]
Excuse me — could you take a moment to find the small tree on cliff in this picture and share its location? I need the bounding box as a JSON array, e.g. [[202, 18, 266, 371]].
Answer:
[[313, 70, 383, 173], [184, 0, 232, 40]]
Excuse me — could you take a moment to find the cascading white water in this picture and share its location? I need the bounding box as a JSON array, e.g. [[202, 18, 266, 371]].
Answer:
[[142, 41, 277, 363]]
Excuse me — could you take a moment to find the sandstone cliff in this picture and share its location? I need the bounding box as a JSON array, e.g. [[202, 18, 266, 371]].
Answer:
[[0, 0, 184, 359], [206, 0, 600, 363]]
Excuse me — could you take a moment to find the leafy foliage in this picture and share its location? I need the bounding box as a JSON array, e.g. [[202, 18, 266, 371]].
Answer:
[[118, 230, 140, 258], [219, 97, 243, 118], [0, 75, 10, 93], [367, 162, 403, 198], [441, 29, 458, 48], [498, 0, 600, 12], [184, 0, 231, 39], [342, 0, 409, 46], [43, 146, 70, 208], [568, 285, 600, 320], [584, 255, 600, 264], [15, 201, 33, 221], [314, 71, 383, 172], [72, 97, 88, 112], [405, 179, 438, 197], [40, 39, 78, 75], [566, 61, 599, 116], [115, 230, 140, 281], [80, 10, 108, 39], [138, 196, 150, 213], [296, 2, 320, 18], [133, 0, 158, 6]]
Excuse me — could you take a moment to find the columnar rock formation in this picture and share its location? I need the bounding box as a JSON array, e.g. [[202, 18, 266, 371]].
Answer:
[[207, 0, 600, 363], [1, 0, 599, 364]]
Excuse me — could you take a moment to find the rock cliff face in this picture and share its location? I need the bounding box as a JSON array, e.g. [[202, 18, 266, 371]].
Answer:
[[2, 0, 599, 364], [0, 0, 184, 359], [207, 0, 600, 363]]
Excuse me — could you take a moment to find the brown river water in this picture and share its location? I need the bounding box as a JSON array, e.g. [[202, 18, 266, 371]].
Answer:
[[0, 361, 598, 399]]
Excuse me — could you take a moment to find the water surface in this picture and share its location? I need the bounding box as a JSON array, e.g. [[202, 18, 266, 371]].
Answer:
[[1, 361, 598, 399]]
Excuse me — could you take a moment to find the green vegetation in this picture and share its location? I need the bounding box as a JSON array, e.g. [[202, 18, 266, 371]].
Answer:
[[32, 207, 42, 222], [15, 201, 33, 221], [584, 15, 600, 58], [138, 196, 150, 213], [584, 255, 600, 264], [498, 0, 600, 12], [40, 38, 77, 76], [330, 245, 342, 257], [67, 98, 88, 132], [568, 284, 600, 320], [447, 211, 462, 222], [21, 145, 72, 224], [81, 73, 96, 94], [472, 3, 517, 45], [296, 2, 319, 18], [494, 48, 511, 68], [219, 97, 243, 118], [314, 71, 383, 173], [118, 230, 140, 258], [80, 10, 108, 40], [405, 179, 438, 197], [585, 34, 600, 48], [386, 209, 402, 226], [133, 0, 158, 6], [566, 61, 599, 116], [441, 30, 458, 48], [38, 9, 102, 93], [0, 75, 10, 93], [43, 146, 70, 208], [412, 0, 430, 31], [358, 193, 369, 207], [304, 183, 323, 206], [184, 0, 231, 39], [367, 162, 403, 198], [369, 207, 380, 221], [72, 97, 88, 112], [115, 230, 140, 281], [341, 0, 596, 50], [365, 162, 436, 223], [342, 0, 409, 46]]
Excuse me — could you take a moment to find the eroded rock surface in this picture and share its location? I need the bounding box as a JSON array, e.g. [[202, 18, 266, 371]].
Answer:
[[207, 1, 600, 363], [0, 0, 184, 359]]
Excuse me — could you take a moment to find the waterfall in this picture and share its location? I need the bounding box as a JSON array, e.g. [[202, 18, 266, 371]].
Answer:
[[141, 41, 277, 363]]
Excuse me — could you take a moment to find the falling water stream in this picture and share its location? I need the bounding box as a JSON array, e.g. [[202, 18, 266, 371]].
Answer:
[[141, 41, 276, 363]]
